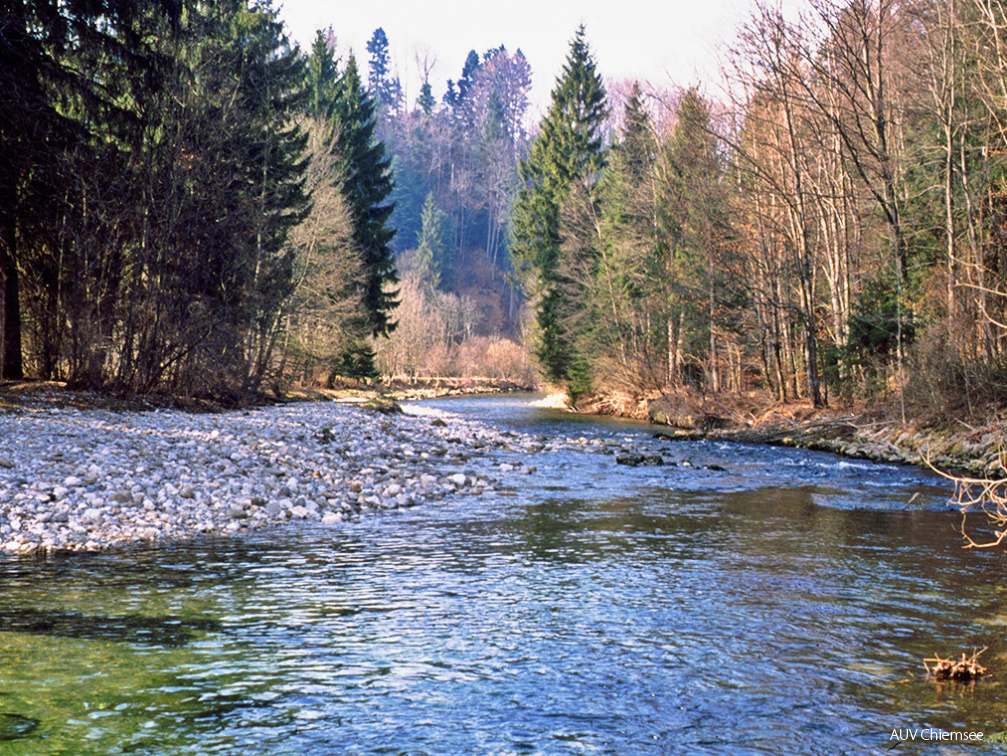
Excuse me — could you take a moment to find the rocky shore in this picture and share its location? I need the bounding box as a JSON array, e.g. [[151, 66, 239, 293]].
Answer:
[[648, 413, 1006, 480], [0, 398, 618, 555], [572, 389, 1007, 481], [645, 400, 1006, 481], [5, 384, 998, 555]]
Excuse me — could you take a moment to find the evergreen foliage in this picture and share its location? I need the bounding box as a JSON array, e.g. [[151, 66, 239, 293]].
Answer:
[[0, 0, 180, 381], [415, 193, 449, 291], [511, 26, 607, 385], [365, 27, 401, 112], [0, 0, 403, 394], [330, 55, 400, 338], [417, 81, 436, 115]]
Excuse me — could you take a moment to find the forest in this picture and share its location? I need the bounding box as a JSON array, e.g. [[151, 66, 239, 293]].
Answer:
[[513, 4, 1007, 422], [4, 0, 1007, 422]]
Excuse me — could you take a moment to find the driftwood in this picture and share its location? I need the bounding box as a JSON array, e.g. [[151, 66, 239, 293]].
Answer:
[[924, 647, 989, 681], [924, 448, 1007, 549]]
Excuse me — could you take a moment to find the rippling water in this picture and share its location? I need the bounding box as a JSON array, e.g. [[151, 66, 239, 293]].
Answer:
[[2, 396, 1006, 755]]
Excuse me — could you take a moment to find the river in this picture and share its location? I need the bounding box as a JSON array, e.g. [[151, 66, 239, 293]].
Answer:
[[1, 395, 1005, 755]]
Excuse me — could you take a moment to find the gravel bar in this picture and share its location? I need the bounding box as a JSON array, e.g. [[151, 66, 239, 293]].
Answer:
[[0, 400, 620, 554]]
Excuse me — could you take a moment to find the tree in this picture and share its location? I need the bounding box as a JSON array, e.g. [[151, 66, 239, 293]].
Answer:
[[511, 26, 607, 385], [283, 111, 363, 386], [366, 27, 401, 113], [0, 0, 179, 381], [306, 28, 340, 118], [234, 3, 311, 388], [331, 54, 399, 338], [415, 192, 449, 290], [726, 7, 828, 406], [417, 81, 436, 115], [590, 83, 667, 387], [664, 87, 733, 394]]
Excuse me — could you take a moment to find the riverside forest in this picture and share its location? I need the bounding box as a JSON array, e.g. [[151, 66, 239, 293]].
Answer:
[[6, 0, 1007, 426], [8, 2, 1007, 753]]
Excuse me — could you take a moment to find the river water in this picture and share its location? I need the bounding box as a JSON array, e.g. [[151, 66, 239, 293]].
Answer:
[[1, 395, 1005, 755]]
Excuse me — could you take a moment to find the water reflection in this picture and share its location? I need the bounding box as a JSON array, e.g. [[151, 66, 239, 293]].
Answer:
[[0, 714, 38, 742], [0, 607, 219, 646]]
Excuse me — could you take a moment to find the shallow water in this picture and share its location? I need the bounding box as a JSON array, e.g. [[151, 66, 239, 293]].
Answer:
[[1, 396, 1005, 755]]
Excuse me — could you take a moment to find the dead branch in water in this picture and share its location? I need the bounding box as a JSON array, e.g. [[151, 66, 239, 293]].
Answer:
[[923, 448, 1007, 549], [924, 647, 989, 682]]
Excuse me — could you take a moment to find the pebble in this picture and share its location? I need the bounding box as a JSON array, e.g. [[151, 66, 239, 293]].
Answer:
[[0, 401, 621, 554], [0, 399, 690, 554]]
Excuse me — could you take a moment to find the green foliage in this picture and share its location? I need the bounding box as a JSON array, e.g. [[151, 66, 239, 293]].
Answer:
[[306, 29, 340, 118], [415, 193, 449, 290], [366, 27, 401, 112], [848, 277, 915, 358], [330, 55, 400, 338], [0, 0, 181, 380], [0, 0, 374, 395], [587, 84, 668, 374], [332, 342, 381, 382], [417, 81, 435, 115], [511, 26, 607, 385]]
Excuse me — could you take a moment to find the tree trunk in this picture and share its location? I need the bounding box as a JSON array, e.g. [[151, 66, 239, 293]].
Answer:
[[0, 196, 24, 380]]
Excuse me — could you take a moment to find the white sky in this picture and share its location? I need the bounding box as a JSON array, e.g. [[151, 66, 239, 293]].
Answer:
[[275, 0, 766, 117]]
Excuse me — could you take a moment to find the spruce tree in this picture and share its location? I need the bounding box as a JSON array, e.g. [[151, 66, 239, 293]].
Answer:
[[511, 26, 607, 385], [415, 192, 448, 291], [417, 81, 435, 115], [365, 28, 401, 112], [0, 0, 177, 380], [664, 87, 731, 393], [331, 54, 399, 338], [591, 83, 661, 363], [229, 1, 310, 388], [306, 29, 340, 118]]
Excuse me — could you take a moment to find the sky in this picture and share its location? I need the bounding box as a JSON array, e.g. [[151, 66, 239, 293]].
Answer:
[[274, 0, 766, 118]]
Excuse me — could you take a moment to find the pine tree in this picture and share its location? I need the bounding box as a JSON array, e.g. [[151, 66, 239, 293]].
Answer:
[[0, 0, 177, 380], [457, 50, 482, 105], [230, 1, 310, 388], [511, 26, 607, 385], [290, 33, 369, 384], [591, 83, 662, 372], [365, 27, 401, 112], [366, 28, 390, 94], [306, 29, 340, 118]]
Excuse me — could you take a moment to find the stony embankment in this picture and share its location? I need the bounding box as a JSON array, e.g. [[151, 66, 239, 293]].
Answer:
[[652, 414, 1007, 480], [0, 399, 619, 554], [580, 389, 1007, 479]]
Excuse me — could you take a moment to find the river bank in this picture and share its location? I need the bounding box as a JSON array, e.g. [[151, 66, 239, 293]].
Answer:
[[574, 388, 1007, 481], [1, 380, 985, 555]]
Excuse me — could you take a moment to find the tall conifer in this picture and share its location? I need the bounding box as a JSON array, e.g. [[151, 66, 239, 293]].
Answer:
[[511, 26, 607, 384], [331, 55, 399, 337]]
